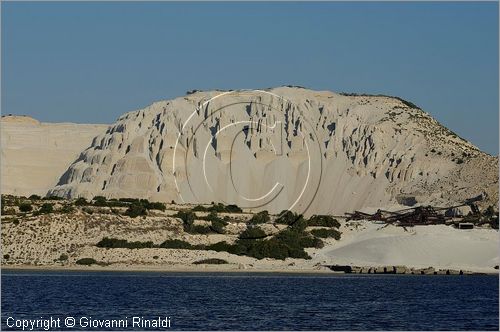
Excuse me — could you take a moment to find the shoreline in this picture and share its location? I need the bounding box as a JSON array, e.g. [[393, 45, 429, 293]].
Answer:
[[1, 264, 333, 274], [2, 264, 498, 276]]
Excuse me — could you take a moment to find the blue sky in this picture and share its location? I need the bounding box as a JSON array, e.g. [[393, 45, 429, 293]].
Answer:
[[2, 2, 498, 154]]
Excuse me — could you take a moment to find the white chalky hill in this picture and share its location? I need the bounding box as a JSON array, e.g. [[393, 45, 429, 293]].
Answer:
[[3, 87, 497, 215]]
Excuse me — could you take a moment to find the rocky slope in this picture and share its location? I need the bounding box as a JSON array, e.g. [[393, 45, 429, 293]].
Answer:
[[1, 115, 108, 196], [35, 87, 498, 215]]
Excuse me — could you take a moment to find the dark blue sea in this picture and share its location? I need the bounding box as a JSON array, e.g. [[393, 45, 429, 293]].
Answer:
[[1, 270, 498, 331]]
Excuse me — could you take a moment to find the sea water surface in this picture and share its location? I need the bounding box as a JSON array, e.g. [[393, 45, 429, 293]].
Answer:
[[1, 270, 498, 331]]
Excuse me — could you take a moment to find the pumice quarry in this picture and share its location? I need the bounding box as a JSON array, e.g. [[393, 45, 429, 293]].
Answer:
[[1, 87, 498, 274]]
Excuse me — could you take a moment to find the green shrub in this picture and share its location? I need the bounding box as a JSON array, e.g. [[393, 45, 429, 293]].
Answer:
[[205, 241, 241, 255], [82, 207, 93, 214], [38, 203, 54, 214], [96, 237, 127, 248], [225, 204, 242, 213], [189, 224, 213, 234], [193, 203, 242, 213], [230, 223, 315, 260], [193, 258, 228, 265], [60, 204, 75, 213], [159, 239, 195, 249], [75, 197, 88, 206], [204, 212, 227, 233], [249, 211, 270, 224], [307, 215, 340, 228], [210, 219, 227, 234], [3, 254, 10, 260], [19, 203, 33, 213], [236, 236, 310, 260], [175, 210, 196, 231], [125, 203, 147, 218], [145, 201, 166, 211], [93, 196, 108, 206], [121, 198, 167, 211], [75, 258, 97, 265], [96, 237, 154, 249], [275, 210, 302, 226], [58, 254, 69, 261], [299, 235, 324, 248], [43, 195, 63, 200], [192, 205, 208, 212], [275, 227, 320, 248], [203, 211, 219, 222], [91, 196, 134, 208], [29, 194, 41, 200], [289, 217, 308, 232], [205, 241, 235, 253], [310, 228, 341, 240], [247, 238, 291, 260], [239, 226, 267, 239]]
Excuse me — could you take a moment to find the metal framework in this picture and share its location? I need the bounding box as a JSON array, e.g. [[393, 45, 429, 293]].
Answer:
[[345, 195, 484, 227]]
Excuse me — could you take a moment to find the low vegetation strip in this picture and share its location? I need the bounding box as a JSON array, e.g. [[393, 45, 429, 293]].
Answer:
[[94, 210, 340, 261], [96, 226, 322, 260]]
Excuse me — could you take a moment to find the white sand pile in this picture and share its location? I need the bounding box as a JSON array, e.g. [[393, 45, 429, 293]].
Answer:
[[316, 221, 499, 273]]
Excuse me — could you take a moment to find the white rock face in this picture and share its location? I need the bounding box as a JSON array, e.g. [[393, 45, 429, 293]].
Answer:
[[1, 115, 108, 196], [45, 87, 497, 215]]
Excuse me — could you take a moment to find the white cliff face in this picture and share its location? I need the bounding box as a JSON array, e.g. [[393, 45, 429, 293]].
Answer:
[[1, 115, 109, 197], [46, 87, 497, 215]]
